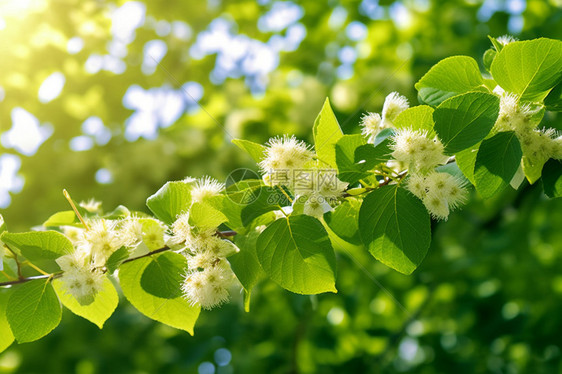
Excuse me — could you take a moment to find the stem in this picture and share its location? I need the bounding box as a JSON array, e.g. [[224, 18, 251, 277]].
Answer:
[[121, 246, 171, 265], [0, 273, 62, 287], [276, 185, 294, 204], [217, 230, 237, 238], [63, 189, 89, 230], [23, 261, 49, 276]]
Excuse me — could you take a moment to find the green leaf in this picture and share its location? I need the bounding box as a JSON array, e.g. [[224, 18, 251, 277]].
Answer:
[[103, 205, 131, 219], [232, 139, 266, 162], [393, 105, 435, 135], [146, 181, 193, 225], [335, 134, 369, 184], [491, 38, 562, 101], [119, 257, 200, 335], [433, 92, 500, 154], [544, 81, 562, 112], [256, 215, 337, 294], [231, 229, 267, 311], [324, 197, 362, 245], [474, 132, 522, 198], [542, 159, 562, 198], [522, 155, 549, 185], [105, 246, 130, 273], [53, 277, 118, 329], [43, 211, 81, 227], [455, 143, 480, 185], [6, 278, 62, 343], [358, 185, 431, 275], [188, 202, 227, 229], [1, 231, 74, 271], [488, 35, 504, 52], [140, 252, 186, 299], [241, 186, 290, 226], [313, 98, 343, 168], [0, 291, 14, 353], [415, 56, 487, 106], [354, 138, 393, 172]]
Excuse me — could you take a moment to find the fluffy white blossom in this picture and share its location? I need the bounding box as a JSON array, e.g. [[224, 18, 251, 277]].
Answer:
[[62, 226, 84, 245], [79, 219, 125, 267], [303, 193, 333, 217], [391, 128, 448, 172], [495, 92, 541, 134], [406, 171, 468, 220], [381, 92, 409, 127], [191, 176, 224, 204], [56, 252, 105, 305], [170, 212, 192, 246], [120, 217, 166, 250], [496, 35, 517, 46], [259, 135, 314, 185], [360, 112, 382, 142], [182, 263, 234, 310], [79, 199, 102, 214], [519, 128, 561, 165]]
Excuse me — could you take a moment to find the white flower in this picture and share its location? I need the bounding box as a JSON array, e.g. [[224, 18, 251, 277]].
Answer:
[[259, 136, 314, 184], [316, 170, 348, 200], [62, 226, 84, 245], [79, 219, 125, 267], [119, 217, 144, 248], [170, 212, 192, 246], [360, 112, 382, 142], [390, 128, 448, 172], [79, 199, 102, 213], [182, 263, 234, 310], [303, 193, 333, 218], [57, 252, 104, 305], [496, 35, 517, 46], [381, 92, 409, 127], [191, 176, 224, 204], [407, 171, 468, 220], [519, 128, 560, 164], [422, 191, 450, 221], [495, 92, 542, 134], [187, 251, 215, 270]]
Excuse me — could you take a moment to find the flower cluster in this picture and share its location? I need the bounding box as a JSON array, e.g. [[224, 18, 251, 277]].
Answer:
[[170, 177, 239, 310], [360, 92, 409, 142], [55, 203, 168, 304], [259, 135, 314, 186], [406, 172, 468, 220], [56, 251, 105, 305], [390, 129, 448, 173], [359, 92, 468, 220], [494, 92, 562, 169], [259, 135, 348, 218]]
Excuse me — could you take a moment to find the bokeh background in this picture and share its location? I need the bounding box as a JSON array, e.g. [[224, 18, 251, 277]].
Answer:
[[1, 0, 562, 373]]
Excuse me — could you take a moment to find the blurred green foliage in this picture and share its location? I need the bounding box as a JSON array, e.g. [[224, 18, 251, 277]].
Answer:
[[1, 0, 562, 372]]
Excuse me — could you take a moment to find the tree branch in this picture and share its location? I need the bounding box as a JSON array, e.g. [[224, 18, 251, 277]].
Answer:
[[0, 229, 238, 288]]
